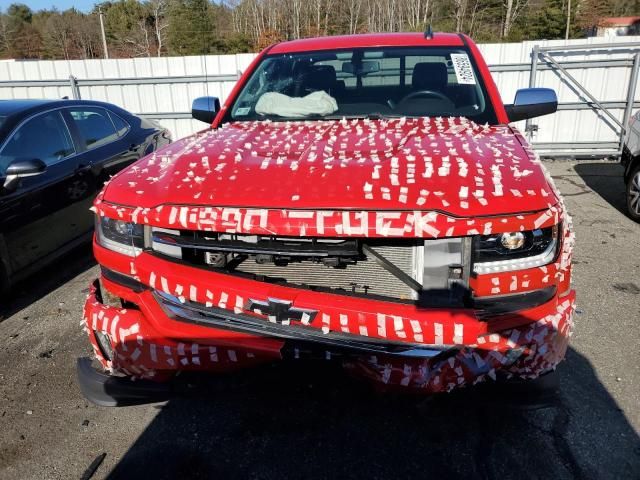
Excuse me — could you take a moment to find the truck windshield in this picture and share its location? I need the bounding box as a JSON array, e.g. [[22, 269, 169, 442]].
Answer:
[[229, 47, 498, 124]]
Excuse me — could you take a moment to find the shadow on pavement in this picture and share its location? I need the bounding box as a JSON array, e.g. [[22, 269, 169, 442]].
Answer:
[[574, 162, 627, 216], [0, 242, 95, 321], [105, 347, 640, 480]]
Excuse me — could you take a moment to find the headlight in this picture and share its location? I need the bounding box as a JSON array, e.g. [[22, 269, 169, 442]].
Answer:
[[473, 225, 559, 274], [96, 216, 144, 256]]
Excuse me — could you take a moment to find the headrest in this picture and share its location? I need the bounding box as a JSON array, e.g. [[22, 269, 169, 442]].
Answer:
[[412, 62, 448, 91], [292, 61, 311, 79], [304, 65, 337, 92]]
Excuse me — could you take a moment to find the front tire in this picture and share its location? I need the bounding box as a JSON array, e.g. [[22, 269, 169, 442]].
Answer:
[[0, 251, 9, 300], [626, 164, 640, 222]]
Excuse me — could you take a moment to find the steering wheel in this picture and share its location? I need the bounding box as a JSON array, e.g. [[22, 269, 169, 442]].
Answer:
[[397, 89, 450, 106]]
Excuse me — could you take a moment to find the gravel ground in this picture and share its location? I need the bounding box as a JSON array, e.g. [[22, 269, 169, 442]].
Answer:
[[0, 160, 638, 480]]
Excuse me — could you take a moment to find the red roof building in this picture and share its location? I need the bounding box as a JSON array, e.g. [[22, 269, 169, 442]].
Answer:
[[595, 16, 640, 37]]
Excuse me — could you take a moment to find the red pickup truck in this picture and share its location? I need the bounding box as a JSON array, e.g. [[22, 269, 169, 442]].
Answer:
[[78, 32, 575, 406]]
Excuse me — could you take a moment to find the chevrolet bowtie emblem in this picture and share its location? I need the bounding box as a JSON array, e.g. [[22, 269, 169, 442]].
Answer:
[[246, 298, 318, 326]]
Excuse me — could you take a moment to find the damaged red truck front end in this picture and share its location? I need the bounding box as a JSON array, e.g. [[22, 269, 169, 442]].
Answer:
[[77, 33, 575, 406]]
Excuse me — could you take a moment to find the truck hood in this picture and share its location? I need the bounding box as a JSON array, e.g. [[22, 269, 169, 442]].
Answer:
[[103, 117, 558, 217]]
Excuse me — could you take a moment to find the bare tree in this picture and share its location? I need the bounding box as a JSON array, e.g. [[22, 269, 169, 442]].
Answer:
[[309, 0, 322, 34], [468, 0, 483, 38], [74, 14, 102, 58], [346, 0, 362, 34], [290, 0, 304, 38], [45, 12, 73, 59], [406, 0, 430, 31], [123, 18, 153, 57], [0, 14, 11, 54], [149, 0, 169, 56], [453, 0, 468, 32], [502, 0, 528, 38]]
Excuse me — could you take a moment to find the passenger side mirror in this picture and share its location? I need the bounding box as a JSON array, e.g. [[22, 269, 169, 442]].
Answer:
[[3, 158, 47, 191], [504, 88, 558, 123], [191, 96, 221, 124]]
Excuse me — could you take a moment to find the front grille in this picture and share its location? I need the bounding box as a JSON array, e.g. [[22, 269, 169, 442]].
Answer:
[[234, 245, 418, 300], [151, 229, 423, 301]]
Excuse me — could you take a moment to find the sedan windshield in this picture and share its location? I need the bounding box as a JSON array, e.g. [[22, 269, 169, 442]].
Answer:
[[229, 47, 497, 124]]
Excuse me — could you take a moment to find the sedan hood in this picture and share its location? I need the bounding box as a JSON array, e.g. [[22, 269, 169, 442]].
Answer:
[[103, 117, 558, 217]]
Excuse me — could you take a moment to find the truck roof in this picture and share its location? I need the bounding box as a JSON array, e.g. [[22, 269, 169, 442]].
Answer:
[[268, 32, 465, 54]]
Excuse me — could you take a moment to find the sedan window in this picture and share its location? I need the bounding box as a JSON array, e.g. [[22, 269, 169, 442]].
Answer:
[[69, 108, 119, 150], [0, 110, 74, 174], [108, 111, 130, 137]]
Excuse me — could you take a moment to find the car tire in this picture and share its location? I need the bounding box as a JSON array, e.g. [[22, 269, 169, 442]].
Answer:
[[0, 261, 9, 301], [626, 164, 640, 222]]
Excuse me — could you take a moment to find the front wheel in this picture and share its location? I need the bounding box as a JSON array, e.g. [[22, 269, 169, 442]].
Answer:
[[0, 251, 9, 300], [626, 164, 640, 222]]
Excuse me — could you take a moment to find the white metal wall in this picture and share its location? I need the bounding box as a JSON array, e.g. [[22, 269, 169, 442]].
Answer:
[[0, 53, 256, 139], [0, 37, 639, 149], [478, 37, 640, 149]]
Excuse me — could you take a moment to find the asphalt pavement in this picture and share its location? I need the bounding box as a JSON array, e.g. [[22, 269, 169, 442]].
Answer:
[[0, 160, 638, 480]]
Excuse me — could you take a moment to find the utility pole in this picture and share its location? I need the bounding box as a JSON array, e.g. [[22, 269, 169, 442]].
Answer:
[[565, 0, 571, 40], [99, 6, 109, 59]]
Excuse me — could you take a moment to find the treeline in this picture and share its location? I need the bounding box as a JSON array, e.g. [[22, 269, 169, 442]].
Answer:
[[0, 0, 636, 59]]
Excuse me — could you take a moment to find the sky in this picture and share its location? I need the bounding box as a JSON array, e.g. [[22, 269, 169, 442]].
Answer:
[[4, 0, 98, 13]]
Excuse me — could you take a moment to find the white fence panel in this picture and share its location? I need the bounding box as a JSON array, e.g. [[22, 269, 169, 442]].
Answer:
[[479, 36, 640, 151], [0, 37, 639, 152]]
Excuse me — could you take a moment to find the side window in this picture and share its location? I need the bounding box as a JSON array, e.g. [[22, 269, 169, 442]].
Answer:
[[108, 111, 130, 137], [68, 107, 119, 149], [0, 110, 74, 173]]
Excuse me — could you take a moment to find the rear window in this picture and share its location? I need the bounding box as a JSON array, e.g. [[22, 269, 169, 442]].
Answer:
[[229, 46, 497, 124], [108, 111, 130, 137], [68, 107, 119, 149]]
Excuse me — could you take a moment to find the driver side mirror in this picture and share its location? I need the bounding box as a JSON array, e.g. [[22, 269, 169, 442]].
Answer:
[[505, 88, 557, 122], [3, 158, 47, 191], [192, 96, 221, 124]]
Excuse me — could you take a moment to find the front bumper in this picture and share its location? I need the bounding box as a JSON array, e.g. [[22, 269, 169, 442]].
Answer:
[[80, 266, 576, 403], [76, 357, 172, 407]]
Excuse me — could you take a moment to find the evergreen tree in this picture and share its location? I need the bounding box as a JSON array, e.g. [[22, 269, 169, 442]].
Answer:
[[5, 3, 44, 58], [167, 0, 215, 56]]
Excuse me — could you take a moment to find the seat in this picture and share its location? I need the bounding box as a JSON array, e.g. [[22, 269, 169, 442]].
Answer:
[[395, 62, 456, 115], [412, 62, 449, 93], [300, 65, 340, 97]]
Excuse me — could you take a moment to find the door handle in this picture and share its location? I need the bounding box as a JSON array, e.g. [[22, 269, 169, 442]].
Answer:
[[129, 143, 141, 152], [76, 163, 92, 173]]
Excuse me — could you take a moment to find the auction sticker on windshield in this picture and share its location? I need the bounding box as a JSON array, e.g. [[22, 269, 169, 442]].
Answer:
[[451, 53, 476, 85]]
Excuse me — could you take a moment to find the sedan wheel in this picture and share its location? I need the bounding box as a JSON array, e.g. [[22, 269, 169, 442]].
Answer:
[[627, 166, 640, 222]]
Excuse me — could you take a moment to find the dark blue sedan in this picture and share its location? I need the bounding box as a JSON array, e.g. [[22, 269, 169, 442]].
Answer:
[[0, 99, 171, 293]]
